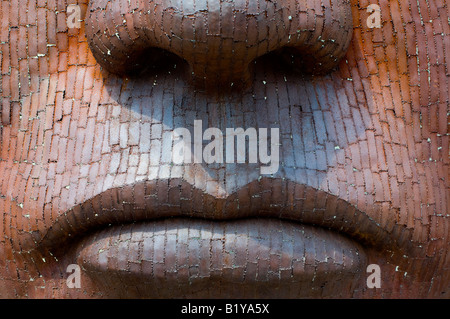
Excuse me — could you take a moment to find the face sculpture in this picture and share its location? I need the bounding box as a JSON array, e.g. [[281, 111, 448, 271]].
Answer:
[[0, 0, 448, 298]]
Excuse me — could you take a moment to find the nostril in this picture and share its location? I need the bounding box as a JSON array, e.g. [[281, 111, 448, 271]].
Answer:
[[111, 47, 186, 78], [85, 0, 353, 87]]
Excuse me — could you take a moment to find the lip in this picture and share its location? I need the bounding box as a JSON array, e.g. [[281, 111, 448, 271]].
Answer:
[[36, 177, 400, 253], [34, 177, 403, 297], [77, 218, 366, 298]]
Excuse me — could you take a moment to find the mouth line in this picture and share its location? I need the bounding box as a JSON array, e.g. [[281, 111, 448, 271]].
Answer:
[[34, 177, 405, 258]]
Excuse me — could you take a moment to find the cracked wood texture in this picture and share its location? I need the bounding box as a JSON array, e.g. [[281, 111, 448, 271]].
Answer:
[[0, 0, 449, 298]]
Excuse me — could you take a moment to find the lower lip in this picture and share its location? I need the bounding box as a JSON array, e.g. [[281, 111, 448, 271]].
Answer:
[[77, 218, 367, 298]]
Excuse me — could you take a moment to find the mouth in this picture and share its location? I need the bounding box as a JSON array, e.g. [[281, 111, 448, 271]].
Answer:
[[36, 177, 396, 298]]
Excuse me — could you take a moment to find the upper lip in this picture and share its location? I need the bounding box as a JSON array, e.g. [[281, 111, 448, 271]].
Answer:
[[33, 177, 409, 256]]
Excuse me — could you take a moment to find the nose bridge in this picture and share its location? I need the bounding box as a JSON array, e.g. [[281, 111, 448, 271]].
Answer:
[[85, 0, 353, 87]]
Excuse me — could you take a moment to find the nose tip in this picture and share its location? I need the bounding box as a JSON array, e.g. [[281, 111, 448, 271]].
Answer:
[[85, 0, 353, 87]]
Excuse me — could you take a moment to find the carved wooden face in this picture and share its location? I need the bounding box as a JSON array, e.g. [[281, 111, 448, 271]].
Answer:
[[0, 0, 448, 298]]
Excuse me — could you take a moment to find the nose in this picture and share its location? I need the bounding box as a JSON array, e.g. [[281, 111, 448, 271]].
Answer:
[[85, 0, 353, 88]]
